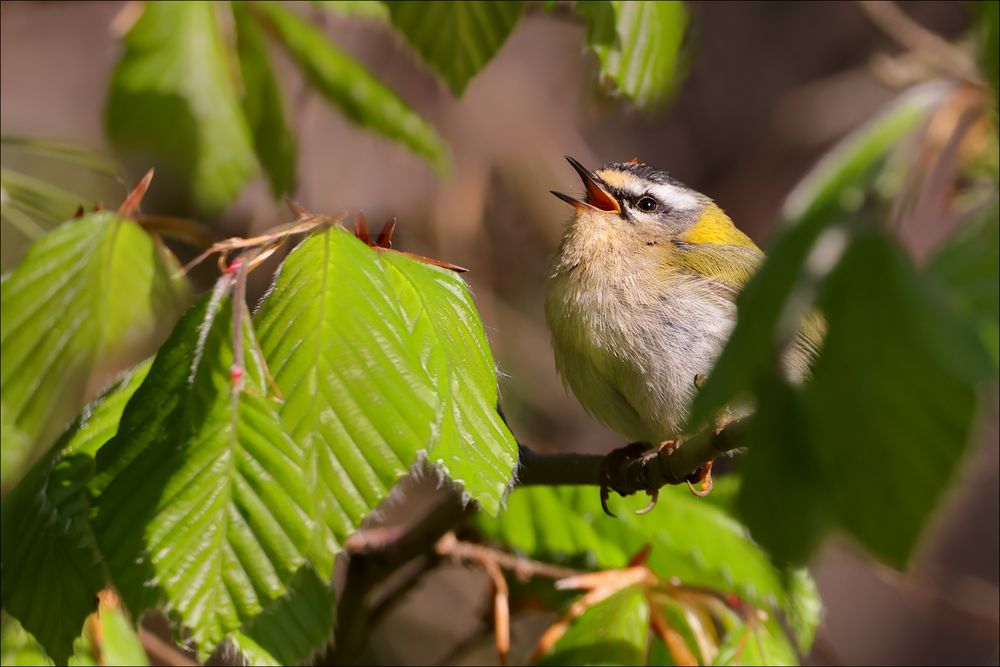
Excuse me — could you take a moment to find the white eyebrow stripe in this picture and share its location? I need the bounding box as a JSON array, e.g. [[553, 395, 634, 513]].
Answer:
[[647, 182, 700, 211]]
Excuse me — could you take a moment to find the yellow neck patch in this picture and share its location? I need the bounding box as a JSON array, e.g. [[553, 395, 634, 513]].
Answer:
[[681, 203, 759, 249]]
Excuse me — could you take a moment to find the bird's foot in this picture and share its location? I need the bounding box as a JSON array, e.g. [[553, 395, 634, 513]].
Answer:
[[685, 460, 714, 497], [599, 442, 649, 518]]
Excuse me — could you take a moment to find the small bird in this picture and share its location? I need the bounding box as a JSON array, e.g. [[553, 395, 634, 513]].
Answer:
[[547, 157, 819, 515]]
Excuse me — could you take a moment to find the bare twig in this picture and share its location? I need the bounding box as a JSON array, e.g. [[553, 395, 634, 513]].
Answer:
[[482, 558, 510, 665], [435, 532, 580, 581]]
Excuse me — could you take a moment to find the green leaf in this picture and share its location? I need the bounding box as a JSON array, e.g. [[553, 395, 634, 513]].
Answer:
[[0, 409, 29, 496], [1, 614, 54, 667], [802, 230, 990, 566], [711, 621, 797, 666], [688, 85, 941, 429], [536, 586, 649, 666], [312, 0, 388, 20], [105, 1, 258, 213], [576, 0, 688, 109], [1, 362, 150, 665], [254, 1, 448, 172], [93, 288, 314, 656], [226, 565, 334, 666], [386, 1, 524, 96], [68, 608, 149, 667], [781, 83, 944, 224], [254, 227, 517, 577], [97, 608, 148, 666], [1, 212, 188, 491], [0, 137, 119, 271], [233, 2, 297, 198], [478, 485, 820, 655], [736, 228, 992, 569], [1, 169, 84, 255], [928, 203, 999, 372], [735, 373, 831, 568]]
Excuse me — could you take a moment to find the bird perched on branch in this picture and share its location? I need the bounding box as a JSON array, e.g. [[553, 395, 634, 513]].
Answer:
[[547, 157, 820, 515]]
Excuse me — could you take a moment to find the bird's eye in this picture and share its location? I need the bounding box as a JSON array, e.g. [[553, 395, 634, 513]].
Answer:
[[636, 196, 658, 212]]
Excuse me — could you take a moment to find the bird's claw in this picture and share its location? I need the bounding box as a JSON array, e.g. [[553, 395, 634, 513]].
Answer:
[[685, 461, 714, 497], [635, 489, 659, 515], [599, 442, 649, 518]]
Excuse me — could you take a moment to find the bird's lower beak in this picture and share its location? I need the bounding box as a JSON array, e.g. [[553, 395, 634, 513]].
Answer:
[[551, 156, 621, 214]]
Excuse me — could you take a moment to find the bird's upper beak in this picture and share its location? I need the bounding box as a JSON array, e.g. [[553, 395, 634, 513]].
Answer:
[[551, 156, 621, 214]]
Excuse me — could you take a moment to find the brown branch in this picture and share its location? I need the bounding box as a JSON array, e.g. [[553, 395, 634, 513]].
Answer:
[[324, 419, 748, 662], [138, 627, 197, 667], [515, 420, 747, 498]]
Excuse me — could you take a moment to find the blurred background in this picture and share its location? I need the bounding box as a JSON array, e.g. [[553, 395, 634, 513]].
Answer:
[[2, 1, 996, 664]]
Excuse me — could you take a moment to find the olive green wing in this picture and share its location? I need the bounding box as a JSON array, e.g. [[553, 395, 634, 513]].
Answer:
[[672, 241, 764, 299], [673, 241, 825, 371]]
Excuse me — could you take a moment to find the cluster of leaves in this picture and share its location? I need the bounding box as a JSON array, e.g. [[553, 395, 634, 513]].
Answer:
[[102, 0, 689, 214], [1, 202, 518, 664], [476, 484, 820, 665]]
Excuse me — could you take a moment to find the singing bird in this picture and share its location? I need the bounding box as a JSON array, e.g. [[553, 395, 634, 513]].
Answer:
[[546, 157, 819, 514]]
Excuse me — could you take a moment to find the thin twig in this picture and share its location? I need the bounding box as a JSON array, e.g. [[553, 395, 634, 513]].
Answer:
[[482, 558, 510, 665], [435, 532, 580, 581]]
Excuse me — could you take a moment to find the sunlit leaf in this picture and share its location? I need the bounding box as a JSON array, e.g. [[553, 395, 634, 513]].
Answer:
[[93, 289, 314, 656], [537, 586, 649, 666], [1, 363, 149, 664], [254, 227, 517, 578], [254, 1, 448, 172], [712, 620, 796, 666], [386, 1, 523, 95], [577, 0, 688, 109], [1, 614, 54, 667], [226, 565, 334, 666], [0, 212, 188, 491], [70, 606, 149, 667], [105, 1, 258, 213]]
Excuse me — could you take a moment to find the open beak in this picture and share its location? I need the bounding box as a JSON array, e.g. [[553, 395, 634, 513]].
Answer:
[[550, 156, 621, 214]]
